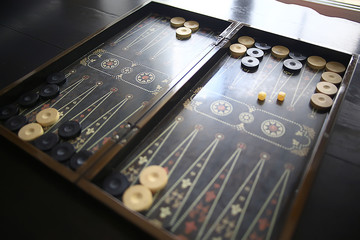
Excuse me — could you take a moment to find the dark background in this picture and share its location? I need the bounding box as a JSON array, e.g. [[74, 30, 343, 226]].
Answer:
[[1, 0, 360, 239]]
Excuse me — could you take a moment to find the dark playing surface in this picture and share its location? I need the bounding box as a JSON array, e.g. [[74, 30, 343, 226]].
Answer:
[[97, 27, 351, 239]]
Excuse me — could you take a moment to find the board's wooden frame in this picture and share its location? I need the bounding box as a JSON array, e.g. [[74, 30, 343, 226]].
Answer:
[[78, 22, 359, 239], [0, 1, 358, 239]]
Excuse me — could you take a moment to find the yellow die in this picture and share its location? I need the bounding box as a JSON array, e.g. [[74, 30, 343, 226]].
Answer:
[[258, 91, 266, 101], [277, 91, 286, 101]]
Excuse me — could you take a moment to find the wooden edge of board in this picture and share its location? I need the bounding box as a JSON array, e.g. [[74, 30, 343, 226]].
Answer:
[[77, 178, 177, 240], [0, 125, 79, 182], [278, 54, 359, 240]]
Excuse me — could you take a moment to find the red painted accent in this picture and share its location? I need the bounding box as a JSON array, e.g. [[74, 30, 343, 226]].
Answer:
[[41, 104, 50, 110], [185, 221, 197, 234], [269, 124, 278, 132], [217, 104, 226, 111], [205, 191, 216, 202], [258, 218, 270, 231]]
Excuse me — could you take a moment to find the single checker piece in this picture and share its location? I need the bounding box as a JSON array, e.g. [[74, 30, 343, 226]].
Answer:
[[176, 27, 192, 39], [122, 185, 153, 212], [310, 93, 333, 110], [229, 43, 247, 58], [18, 123, 44, 141], [238, 36, 255, 48], [139, 165, 168, 193], [5, 115, 28, 132], [170, 17, 185, 28], [36, 108, 60, 127]]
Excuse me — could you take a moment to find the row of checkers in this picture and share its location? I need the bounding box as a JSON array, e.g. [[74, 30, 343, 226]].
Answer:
[[228, 36, 345, 109], [0, 72, 67, 121], [103, 165, 168, 212], [170, 16, 200, 39], [0, 73, 92, 170]]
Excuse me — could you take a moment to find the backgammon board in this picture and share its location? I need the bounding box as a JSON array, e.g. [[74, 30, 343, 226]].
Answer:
[[0, 1, 358, 240]]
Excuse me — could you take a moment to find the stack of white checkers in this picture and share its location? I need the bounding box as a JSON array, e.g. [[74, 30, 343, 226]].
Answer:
[[122, 165, 168, 212], [308, 57, 346, 111], [18, 108, 60, 141], [170, 16, 199, 40]]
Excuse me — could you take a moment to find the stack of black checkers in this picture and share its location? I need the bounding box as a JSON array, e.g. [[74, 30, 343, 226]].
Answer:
[[38, 72, 67, 99], [231, 36, 267, 72], [0, 104, 26, 132], [0, 72, 92, 171], [50, 120, 82, 164]]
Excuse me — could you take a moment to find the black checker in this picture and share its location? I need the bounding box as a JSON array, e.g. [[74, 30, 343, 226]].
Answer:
[[33, 132, 59, 152], [254, 42, 272, 52], [51, 142, 75, 162], [103, 173, 130, 197], [39, 84, 60, 100], [283, 59, 303, 73], [0, 104, 19, 121], [58, 120, 81, 140], [46, 72, 67, 85], [18, 91, 39, 107], [69, 150, 92, 170], [241, 56, 260, 72], [247, 48, 264, 59], [289, 51, 307, 62], [5, 115, 28, 132]]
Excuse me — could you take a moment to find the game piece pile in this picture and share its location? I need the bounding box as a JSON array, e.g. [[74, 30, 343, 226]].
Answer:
[[103, 165, 168, 212], [170, 17, 199, 40], [228, 35, 345, 110]]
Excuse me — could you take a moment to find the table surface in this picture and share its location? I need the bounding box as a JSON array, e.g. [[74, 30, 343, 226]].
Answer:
[[1, 0, 360, 239]]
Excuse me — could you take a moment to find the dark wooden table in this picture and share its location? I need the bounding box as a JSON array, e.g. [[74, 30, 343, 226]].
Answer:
[[1, 0, 359, 239]]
